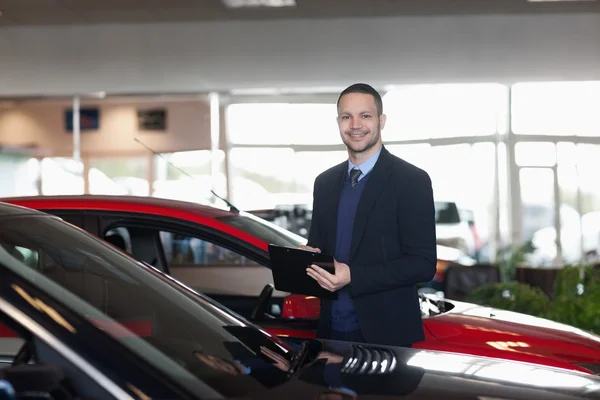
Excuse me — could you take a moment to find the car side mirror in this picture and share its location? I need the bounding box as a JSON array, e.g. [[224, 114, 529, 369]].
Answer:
[[282, 294, 320, 320]]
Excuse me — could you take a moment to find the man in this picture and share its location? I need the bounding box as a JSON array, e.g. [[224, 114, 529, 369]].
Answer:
[[302, 83, 437, 347]]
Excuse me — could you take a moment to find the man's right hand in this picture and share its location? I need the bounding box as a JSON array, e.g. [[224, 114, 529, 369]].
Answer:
[[299, 245, 321, 253]]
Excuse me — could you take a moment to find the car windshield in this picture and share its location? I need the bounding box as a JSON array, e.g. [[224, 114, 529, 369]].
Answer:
[[217, 211, 307, 247], [0, 214, 298, 395], [434, 201, 461, 224]]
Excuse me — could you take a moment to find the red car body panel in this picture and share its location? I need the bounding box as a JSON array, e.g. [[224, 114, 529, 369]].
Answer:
[[3, 195, 600, 375], [281, 293, 600, 374], [3, 196, 268, 251]]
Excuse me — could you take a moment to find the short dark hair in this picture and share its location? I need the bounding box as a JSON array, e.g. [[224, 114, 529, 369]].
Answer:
[[337, 83, 383, 115]]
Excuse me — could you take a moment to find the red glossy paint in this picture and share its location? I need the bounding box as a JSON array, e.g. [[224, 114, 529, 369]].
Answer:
[[412, 338, 592, 375], [282, 294, 321, 319], [0, 324, 18, 338], [3, 196, 269, 251], [280, 294, 600, 374], [5, 195, 600, 375]]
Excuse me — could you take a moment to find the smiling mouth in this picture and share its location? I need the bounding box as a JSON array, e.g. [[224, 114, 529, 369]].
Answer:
[[348, 132, 367, 138]]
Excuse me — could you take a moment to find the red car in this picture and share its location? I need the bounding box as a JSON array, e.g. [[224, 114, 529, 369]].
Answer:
[[4, 195, 600, 375]]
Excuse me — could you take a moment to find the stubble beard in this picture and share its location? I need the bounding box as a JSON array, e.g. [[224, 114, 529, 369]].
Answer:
[[343, 124, 381, 159]]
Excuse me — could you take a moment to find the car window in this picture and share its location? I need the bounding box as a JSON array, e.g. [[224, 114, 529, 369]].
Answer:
[[159, 231, 259, 267], [0, 310, 119, 399], [0, 244, 39, 269], [434, 201, 461, 224], [104, 227, 133, 254], [217, 212, 307, 247]]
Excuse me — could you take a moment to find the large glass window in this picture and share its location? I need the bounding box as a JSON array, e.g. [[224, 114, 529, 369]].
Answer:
[[0, 154, 39, 197], [40, 157, 85, 195], [515, 142, 556, 167], [387, 143, 498, 257], [226, 103, 340, 145], [557, 143, 600, 262], [382, 83, 506, 140], [512, 81, 600, 136], [228, 148, 295, 209], [89, 157, 149, 195], [152, 150, 226, 204], [520, 167, 555, 246]]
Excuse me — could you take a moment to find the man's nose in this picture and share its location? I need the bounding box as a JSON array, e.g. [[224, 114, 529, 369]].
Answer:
[[350, 117, 362, 129]]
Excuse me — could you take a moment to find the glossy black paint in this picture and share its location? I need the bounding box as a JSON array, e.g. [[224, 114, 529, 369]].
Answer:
[[0, 203, 41, 217], [0, 264, 198, 400]]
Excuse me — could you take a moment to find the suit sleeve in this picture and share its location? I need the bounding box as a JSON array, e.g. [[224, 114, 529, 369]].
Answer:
[[349, 170, 437, 297], [307, 177, 323, 249]]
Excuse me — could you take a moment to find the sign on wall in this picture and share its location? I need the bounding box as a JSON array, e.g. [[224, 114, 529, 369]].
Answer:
[[138, 108, 167, 131], [65, 108, 100, 132]]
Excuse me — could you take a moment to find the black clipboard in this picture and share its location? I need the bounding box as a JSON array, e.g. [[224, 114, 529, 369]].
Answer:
[[268, 244, 338, 299]]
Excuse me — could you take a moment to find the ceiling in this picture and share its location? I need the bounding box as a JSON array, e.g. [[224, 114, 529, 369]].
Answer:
[[1, 0, 600, 26]]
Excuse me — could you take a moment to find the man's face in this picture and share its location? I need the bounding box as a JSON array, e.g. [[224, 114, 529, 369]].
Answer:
[[336, 92, 386, 155]]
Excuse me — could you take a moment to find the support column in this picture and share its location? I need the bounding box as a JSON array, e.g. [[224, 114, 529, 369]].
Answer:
[[36, 156, 43, 195], [222, 105, 234, 202], [552, 163, 562, 264], [72, 96, 81, 163], [145, 154, 155, 196], [209, 92, 221, 203], [72, 96, 85, 193], [82, 156, 90, 194], [505, 86, 523, 248], [490, 133, 501, 263], [575, 163, 584, 262]]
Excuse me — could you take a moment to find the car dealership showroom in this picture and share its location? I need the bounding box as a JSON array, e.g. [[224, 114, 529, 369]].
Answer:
[[2, 0, 600, 399]]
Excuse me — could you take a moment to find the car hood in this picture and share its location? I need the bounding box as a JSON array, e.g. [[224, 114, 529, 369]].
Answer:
[[205, 339, 600, 399], [435, 223, 463, 239], [424, 299, 600, 369]]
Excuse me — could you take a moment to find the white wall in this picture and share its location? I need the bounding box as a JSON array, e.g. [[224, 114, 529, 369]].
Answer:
[[1, 13, 600, 96]]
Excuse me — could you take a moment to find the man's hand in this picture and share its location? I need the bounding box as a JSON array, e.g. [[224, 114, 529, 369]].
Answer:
[[299, 244, 321, 253], [306, 259, 350, 292], [260, 346, 291, 372], [317, 351, 344, 365]]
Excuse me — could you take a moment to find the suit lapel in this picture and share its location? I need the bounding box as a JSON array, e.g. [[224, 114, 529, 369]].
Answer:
[[326, 162, 347, 254], [349, 146, 393, 263]]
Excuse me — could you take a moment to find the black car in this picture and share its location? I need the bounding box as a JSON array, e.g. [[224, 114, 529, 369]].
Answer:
[[0, 202, 600, 400]]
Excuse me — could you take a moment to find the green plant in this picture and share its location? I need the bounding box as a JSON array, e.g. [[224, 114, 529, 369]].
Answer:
[[545, 265, 600, 333], [467, 281, 551, 317], [495, 240, 536, 282], [467, 265, 600, 333]]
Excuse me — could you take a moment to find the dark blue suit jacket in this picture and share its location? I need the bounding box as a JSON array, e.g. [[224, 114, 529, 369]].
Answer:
[[307, 145, 437, 346]]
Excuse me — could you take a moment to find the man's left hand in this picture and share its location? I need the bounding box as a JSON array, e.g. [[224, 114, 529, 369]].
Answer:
[[306, 259, 351, 292]]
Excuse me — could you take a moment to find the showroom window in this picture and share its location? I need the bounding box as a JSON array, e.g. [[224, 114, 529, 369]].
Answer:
[[382, 83, 507, 140], [89, 157, 150, 196], [153, 149, 226, 203], [226, 103, 340, 145], [512, 81, 600, 136]]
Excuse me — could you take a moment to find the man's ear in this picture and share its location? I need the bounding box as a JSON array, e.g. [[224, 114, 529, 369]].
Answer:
[[379, 114, 387, 130]]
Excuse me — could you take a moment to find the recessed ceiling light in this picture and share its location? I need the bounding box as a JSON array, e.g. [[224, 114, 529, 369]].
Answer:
[[221, 0, 296, 8]]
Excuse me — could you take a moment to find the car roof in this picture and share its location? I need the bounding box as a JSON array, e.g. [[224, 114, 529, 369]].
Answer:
[[0, 201, 48, 217], [1, 195, 236, 219], [1, 195, 272, 251]]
